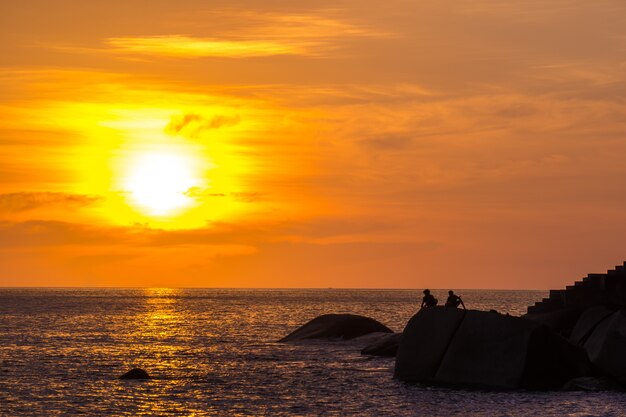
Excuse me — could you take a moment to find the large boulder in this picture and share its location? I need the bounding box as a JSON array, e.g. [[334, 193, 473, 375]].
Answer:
[[279, 314, 392, 342], [394, 307, 466, 381], [570, 306, 614, 345], [395, 307, 590, 389], [583, 309, 626, 381], [523, 308, 582, 338], [361, 333, 402, 357]]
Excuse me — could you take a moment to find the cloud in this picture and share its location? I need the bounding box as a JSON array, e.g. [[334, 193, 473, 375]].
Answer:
[[230, 192, 266, 203], [0, 215, 398, 249], [0, 192, 102, 213], [0, 220, 120, 247], [102, 11, 391, 59], [165, 113, 240, 137], [0, 217, 440, 287], [106, 35, 308, 58], [359, 134, 414, 150], [184, 187, 265, 203]]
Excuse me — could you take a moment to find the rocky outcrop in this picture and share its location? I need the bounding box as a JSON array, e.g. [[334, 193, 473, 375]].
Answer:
[[395, 307, 590, 389], [582, 309, 626, 382], [279, 314, 393, 342], [361, 333, 402, 357], [119, 368, 150, 380]]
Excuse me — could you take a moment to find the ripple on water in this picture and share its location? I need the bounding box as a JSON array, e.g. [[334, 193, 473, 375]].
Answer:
[[1, 288, 626, 416]]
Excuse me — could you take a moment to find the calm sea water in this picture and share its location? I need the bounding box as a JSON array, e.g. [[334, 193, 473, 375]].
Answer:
[[1, 288, 625, 416]]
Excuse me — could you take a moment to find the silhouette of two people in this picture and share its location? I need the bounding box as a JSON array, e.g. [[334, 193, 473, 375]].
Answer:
[[421, 289, 466, 309]]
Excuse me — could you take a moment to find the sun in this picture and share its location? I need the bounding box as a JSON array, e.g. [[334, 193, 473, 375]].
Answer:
[[124, 151, 200, 215]]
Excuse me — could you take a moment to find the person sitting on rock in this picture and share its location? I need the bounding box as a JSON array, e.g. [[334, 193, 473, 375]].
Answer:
[[445, 290, 466, 309], [421, 289, 438, 308]]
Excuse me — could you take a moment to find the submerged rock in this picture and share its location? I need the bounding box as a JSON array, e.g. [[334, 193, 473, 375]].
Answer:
[[361, 332, 402, 357], [119, 368, 150, 380], [583, 309, 626, 381], [395, 307, 590, 390], [279, 314, 392, 342]]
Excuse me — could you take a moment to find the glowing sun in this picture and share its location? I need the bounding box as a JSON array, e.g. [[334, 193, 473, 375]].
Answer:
[[124, 151, 200, 215]]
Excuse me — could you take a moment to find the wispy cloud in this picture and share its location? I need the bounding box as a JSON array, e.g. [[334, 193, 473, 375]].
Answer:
[[165, 113, 240, 137], [106, 35, 309, 58], [0, 192, 102, 213], [103, 11, 390, 59]]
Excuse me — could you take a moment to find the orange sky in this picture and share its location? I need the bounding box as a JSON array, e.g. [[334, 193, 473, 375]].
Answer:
[[1, 0, 625, 289]]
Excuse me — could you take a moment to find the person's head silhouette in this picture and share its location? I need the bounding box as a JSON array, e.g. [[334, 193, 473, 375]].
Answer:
[[448, 290, 454, 296], [424, 289, 430, 295]]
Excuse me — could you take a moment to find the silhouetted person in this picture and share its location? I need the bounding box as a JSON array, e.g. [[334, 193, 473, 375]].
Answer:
[[421, 289, 438, 308], [445, 290, 465, 309]]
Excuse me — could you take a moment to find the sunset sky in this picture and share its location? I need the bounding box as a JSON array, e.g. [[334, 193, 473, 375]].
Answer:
[[1, 0, 626, 289]]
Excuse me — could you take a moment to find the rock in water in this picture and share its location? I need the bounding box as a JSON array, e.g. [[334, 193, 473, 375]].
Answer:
[[583, 309, 626, 381], [395, 307, 465, 381], [361, 333, 402, 357], [119, 368, 150, 380], [395, 307, 590, 389], [351, 331, 394, 346], [279, 314, 392, 342]]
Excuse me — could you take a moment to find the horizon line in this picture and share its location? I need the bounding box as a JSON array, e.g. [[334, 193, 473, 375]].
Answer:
[[0, 286, 547, 291]]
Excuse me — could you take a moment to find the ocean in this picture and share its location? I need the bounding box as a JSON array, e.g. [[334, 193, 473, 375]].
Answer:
[[1, 288, 625, 416]]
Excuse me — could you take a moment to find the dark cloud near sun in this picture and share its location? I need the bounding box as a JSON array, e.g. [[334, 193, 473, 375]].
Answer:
[[165, 113, 240, 138], [184, 187, 265, 203], [0, 192, 102, 213], [0, 220, 120, 247], [0, 215, 405, 249]]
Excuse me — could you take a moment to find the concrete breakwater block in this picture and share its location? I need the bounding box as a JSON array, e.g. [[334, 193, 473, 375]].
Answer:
[[583, 309, 626, 382], [569, 306, 614, 345]]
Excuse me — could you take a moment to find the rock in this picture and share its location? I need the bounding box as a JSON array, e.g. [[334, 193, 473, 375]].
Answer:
[[523, 308, 582, 338], [395, 307, 590, 389], [562, 376, 624, 392], [395, 307, 466, 382], [361, 333, 402, 357], [583, 309, 626, 381], [570, 306, 614, 345], [279, 314, 393, 342], [351, 331, 395, 346], [119, 368, 150, 380]]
